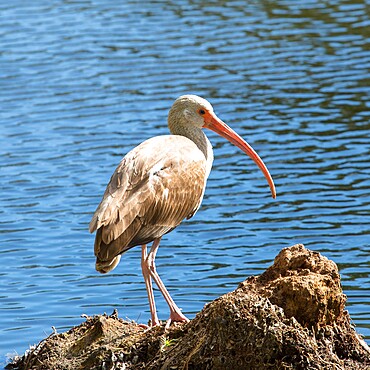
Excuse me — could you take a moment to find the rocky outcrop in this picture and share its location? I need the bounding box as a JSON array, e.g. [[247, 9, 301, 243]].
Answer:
[[6, 244, 370, 369]]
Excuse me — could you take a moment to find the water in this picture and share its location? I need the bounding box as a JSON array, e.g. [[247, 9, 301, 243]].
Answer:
[[1, 0, 369, 364]]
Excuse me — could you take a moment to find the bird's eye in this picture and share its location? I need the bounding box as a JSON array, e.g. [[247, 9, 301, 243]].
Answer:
[[198, 109, 206, 115]]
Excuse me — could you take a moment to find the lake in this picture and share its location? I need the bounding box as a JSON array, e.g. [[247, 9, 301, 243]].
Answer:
[[1, 0, 369, 365]]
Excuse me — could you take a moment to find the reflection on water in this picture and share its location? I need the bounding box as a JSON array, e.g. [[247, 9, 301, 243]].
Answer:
[[0, 0, 369, 361]]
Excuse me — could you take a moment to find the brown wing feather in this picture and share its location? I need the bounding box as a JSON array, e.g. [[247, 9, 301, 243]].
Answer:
[[90, 135, 207, 262]]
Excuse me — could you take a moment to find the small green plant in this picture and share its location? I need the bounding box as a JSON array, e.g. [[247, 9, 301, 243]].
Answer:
[[160, 336, 177, 351]]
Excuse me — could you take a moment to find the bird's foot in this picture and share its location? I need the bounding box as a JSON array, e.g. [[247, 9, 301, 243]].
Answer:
[[139, 317, 162, 330], [165, 312, 189, 330]]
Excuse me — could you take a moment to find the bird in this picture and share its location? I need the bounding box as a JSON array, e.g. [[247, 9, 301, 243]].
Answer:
[[89, 94, 276, 328]]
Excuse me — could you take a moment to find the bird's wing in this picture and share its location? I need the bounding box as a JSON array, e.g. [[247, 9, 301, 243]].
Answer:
[[89, 135, 207, 256]]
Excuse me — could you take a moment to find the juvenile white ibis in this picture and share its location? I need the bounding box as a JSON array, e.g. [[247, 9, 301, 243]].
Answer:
[[89, 95, 276, 327]]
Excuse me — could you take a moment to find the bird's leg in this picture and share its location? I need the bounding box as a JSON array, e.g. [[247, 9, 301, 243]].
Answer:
[[141, 244, 160, 327], [145, 238, 189, 327]]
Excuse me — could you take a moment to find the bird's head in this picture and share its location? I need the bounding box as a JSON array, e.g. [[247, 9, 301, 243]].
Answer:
[[168, 94, 214, 130], [168, 94, 276, 199]]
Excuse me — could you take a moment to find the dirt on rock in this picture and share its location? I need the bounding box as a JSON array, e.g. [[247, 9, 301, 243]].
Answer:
[[6, 244, 370, 370]]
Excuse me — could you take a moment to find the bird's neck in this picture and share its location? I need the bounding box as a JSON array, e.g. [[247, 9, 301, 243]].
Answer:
[[170, 125, 214, 177]]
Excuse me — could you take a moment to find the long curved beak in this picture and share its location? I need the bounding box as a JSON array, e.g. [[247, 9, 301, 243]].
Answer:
[[203, 111, 276, 199]]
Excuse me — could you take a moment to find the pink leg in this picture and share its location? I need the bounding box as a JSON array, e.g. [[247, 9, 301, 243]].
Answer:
[[141, 245, 160, 326], [144, 238, 189, 328]]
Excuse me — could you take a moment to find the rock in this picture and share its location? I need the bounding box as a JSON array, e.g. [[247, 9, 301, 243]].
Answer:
[[6, 244, 370, 370], [245, 243, 346, 328]]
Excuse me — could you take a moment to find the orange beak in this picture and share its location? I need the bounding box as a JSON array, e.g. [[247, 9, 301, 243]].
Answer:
[[203, 111, 276, 199]]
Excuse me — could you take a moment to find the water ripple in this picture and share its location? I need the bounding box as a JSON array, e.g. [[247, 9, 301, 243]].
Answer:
[[0, 0, 369, 361]]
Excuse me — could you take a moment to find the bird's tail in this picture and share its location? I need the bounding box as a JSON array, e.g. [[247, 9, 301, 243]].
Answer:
[[95, 255, 121, 274]]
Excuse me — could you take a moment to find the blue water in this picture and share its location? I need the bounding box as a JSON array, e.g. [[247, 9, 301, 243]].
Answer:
[[1, 0, 369, 365]]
